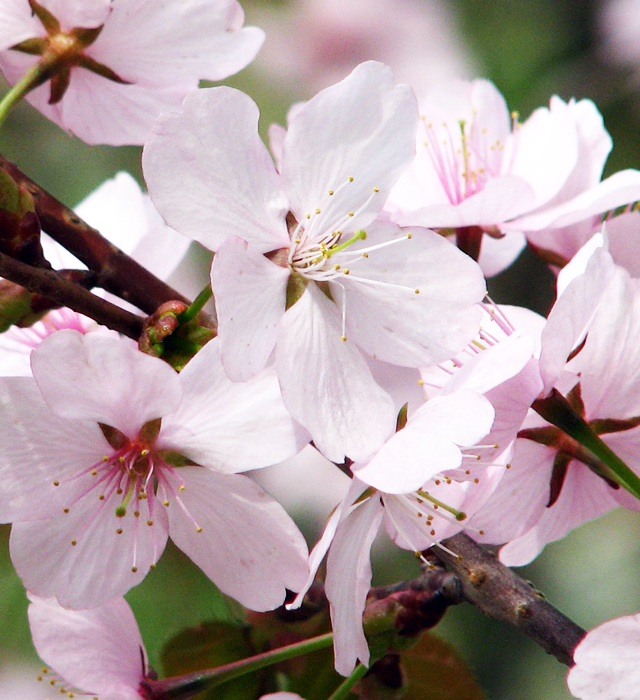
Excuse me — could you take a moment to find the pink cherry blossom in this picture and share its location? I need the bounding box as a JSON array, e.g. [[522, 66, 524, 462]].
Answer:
[[143, 61, 486, 463], [0, 330, 309, 610], [0, 0, 264, 145], [386, 79, 640, 275], [566, 612, 640, 700], [28, 594, 147, 700]]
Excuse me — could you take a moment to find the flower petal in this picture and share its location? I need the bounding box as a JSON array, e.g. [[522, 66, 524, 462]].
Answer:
[[276, 284, 396, 463], [12, 486, 169, 609], [282, 61, 418, 237], [211, 236, 289, 381], [325, 493, 383, 676], [166, 467, 309, 612], [31, 331, 182, 437], [28, 595, 144, 696], [143, 87, 289, 252], [160, 338, 307, 472]]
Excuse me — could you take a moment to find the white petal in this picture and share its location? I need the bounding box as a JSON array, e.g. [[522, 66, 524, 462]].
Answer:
[[31, 331, 182, 437], [28, 595, 144, 695], [160, 339, 307, 472], [338, 222, 485, 367], [282, 61, 418, 237], [167, 467, 309, 612], [276, 284, 396, 463], [355, 390, 494, 494], [143, 87, 289, 252], [325, 494, 383, 676], [211, 236, 289, 381]]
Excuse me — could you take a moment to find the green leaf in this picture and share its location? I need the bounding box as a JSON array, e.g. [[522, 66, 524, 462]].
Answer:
[[161, 621, 260, 700], [400, 633, 487, 700]]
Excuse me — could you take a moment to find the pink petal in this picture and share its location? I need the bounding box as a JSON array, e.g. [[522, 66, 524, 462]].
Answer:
[[159, 339, 307, 472], [46, 0, 111, 28], [28, 595, 144, 696], [276, 284, 396, 463], [567, 613, 640, 700], [90, 0, 263, 84], [0, 377, 107, 521], [282, 61, 418, 237], [325, 493, 383, 676], [30, 331, 182, 438], [477, 230, 527, 277], [12, 487, 169, 608], [506, 98, 579, 209], [338, 223, 485, 367], [354, 390, 494, 494], [166, 467, 309, 612], [0, 0, 43, 51], [143, 87, 289, 252], [211, 236, 289, 381]]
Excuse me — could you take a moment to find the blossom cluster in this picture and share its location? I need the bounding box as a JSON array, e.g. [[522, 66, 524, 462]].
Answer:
[[1, 1, 640, 699]]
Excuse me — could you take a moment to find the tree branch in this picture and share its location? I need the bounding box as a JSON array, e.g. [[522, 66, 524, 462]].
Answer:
[[0, 252, 143, 339], [432, 533, 586, 666], [0, 154, 214, 329]]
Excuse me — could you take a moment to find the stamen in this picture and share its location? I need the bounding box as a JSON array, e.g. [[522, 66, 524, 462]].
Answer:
[[416, 489, 467, 521]]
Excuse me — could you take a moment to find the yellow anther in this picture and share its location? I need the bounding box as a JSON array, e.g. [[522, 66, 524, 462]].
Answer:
[[418, 379, 424, 385], [99, 494, 104, 500], [342, 268, 349, 274], [102, 456, 108, 461], [149, 563, 156, 570], [134, 511, 140, 517], [163, 499, 170, 506], [414, 289, 420, 294], [131, 566, 138, 573], [348, 176, 354, 182], [147, 520, 153, 526], [179, 485, 185, 491], [373, 187, 379, 192], [340, 336, 347, 341], [71, 540, 76, 546], [315, 208, 321, 214], [140, 449, 149, 456], [196, 526, 203, 533], [118, 456, 125, 463], [305, 213, 311, 219], [361, 252, 369, 258], [407, 233, 412, 239], [348, 212, 354, 217], [328, 190, 334, 195], [53, 481, 59, 486], [63, 508, 69, 513], [334, 263, 341, 270], [116, 528, 123, 534], [90, 469, 97, 475]]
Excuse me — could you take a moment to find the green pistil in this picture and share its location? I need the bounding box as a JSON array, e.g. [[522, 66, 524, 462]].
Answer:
[[416, 490, 467, 521], [115, 480, 136, 518], [322, 229, 367, 259]]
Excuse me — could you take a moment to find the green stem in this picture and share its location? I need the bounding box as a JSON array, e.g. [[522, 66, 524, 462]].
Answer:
[[0, 62, 49, 130], [142, 632, 334, 699], [533, 389, 640, 501], [176, 283, 212, 325], [326, 664, 368, 700]]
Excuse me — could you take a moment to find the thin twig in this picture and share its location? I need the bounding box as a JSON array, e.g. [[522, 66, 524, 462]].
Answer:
[[0, 154, 215, 329], [433, 533, 586, 666], [0, 252, 143, 339]]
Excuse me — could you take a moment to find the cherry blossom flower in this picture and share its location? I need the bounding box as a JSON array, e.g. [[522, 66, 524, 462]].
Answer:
[[143, 61, 486, 463], [566, 612, 640, 700], [0, 330, 309, 610], [28, 594, 148, 700], [0, 0, 264, 144], [386, 79, 640, 275]]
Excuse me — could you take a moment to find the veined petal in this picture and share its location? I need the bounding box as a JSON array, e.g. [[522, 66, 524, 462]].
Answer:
[[325, 493, 383, 676], [0, 378, 107, 522], [355, 390, 494, 494], [28, 595, 144, 696], [276, 284, 396, 463], [338, 222, 485, 367], [167, 467, 309, 612], [505, 98, 579, 209], [160, 339, 307, 472], [143, 87, 289, 252], [212, 236, 289, 381], [282, 61, 418, 237], [31, 331, 182, 437], [12, 486, 169, 609], [89, 0, 263, 84]]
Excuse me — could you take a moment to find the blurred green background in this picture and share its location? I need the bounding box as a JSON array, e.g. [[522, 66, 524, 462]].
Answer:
[[2, 0, 640, 698]]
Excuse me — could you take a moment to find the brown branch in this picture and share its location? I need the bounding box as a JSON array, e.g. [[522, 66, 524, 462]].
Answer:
[[0, 155, 214, 329], [432, 533, 586, 666], [0, 252, 143, 339]]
